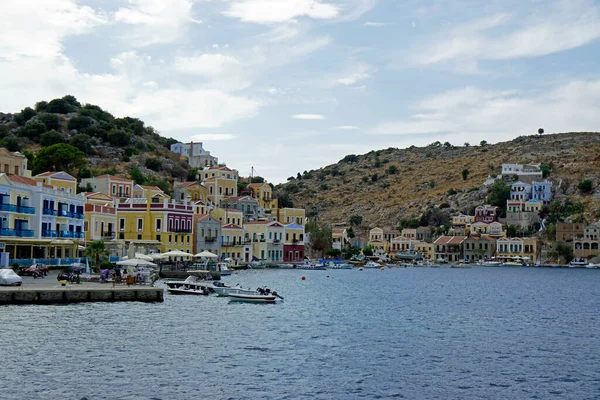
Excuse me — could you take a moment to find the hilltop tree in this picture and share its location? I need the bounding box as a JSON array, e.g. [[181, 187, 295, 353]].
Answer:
[[480, 140, 488, 146], [32, 143, 86, 175], [39, 130, 66, 147], [538, 128, 544, 135], [349, 215, 363, 226], [578, 179, 594, 194]]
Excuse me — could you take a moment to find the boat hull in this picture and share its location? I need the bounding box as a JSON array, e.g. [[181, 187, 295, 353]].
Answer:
[[167, 287, 209, 295], [227, 293, 277, 303]]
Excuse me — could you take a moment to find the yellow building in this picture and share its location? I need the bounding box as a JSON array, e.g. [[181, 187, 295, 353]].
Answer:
[[173, 181, 208, 203], [245, 221, 285, 262], [133, 184, 169, 200], [210, 207, 244, 227], [248, 183, 278, 210], [0, 147, 30, 177], [332, 228, 348, 251], [201, 166, 238, 206], [220, 223, 250, 263], [83, 192, 117, 242], [116, 197, 194, 255], [414, 242, 434, 260], [496, 237, 542, 263], [277, 207, 306, 226], [34, 171, 78, 194]]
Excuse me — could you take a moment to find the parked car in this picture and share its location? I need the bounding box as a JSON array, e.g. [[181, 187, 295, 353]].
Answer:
[[0, 269, 23, 286], [20, 263, 49, 277]]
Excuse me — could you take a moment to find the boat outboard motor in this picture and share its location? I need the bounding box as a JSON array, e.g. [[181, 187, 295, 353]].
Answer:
[[272, 291, 284, 300]]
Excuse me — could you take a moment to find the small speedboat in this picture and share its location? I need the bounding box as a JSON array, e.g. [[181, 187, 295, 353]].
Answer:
[[227, 287, 284, 303], [363, 261, 382, 268], [165, 276, 219, 295], [585, 263, 598, 269]]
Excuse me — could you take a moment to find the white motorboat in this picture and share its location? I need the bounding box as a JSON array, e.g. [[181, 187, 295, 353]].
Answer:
[[327, 261, 353, 269], [363, 260, 382, 268], [212, 284, 256, 297], [569, 258, 588, 268], [227, 287, 284, 303], [295, 260, 327, 270], [585, 263, 598, 269], [248, 261, 267, 269], [165, 276, 221, 295], [217, 262, 233, 276]]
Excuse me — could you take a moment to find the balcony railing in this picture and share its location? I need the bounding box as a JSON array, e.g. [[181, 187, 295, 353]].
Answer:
[[0, 228, 35, 237], [204, 236, 216, 242], [42, 230, 58, 237], [169, 228, 192, 234], [273, 239, 280, 244], [58, 231, 85, 239], [101, 231, 116, 240], [43, 208, 58, 216], [0, 204, 35, 214]]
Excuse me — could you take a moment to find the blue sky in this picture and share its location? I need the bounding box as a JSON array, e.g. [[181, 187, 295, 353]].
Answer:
[[2, 0, 600, 183]]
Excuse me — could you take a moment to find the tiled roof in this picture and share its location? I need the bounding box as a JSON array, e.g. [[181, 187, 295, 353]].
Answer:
[[221, 224, 243, 229], [175, 181, 198, 188], [95, 174, 133, 182], [139, 185, 161, 191]]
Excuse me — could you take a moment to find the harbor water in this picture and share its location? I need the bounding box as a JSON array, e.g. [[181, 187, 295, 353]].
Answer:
[[1, 267, 599, 399]]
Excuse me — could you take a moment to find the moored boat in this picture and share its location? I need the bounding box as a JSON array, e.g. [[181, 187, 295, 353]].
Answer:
[[585, 263, 598, 269], [569, 258, 588, 268], [227, 287, 284, 303]]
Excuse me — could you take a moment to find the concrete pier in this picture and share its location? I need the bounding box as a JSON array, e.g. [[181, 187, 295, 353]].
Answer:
[[0, 273, 163, 305]]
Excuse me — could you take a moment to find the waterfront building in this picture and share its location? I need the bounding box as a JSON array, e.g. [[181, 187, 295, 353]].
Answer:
[[433, 236, 467, 263], [496, 237, 542, 263], [555, 222, 585, 243], [284, 223, 305, 263], [173, 181, 208, 203], [0, 173, 84, 262], [116, 197, 193, 256], [80, 174, 134, 199], [194, 214, 221, 255], [401, 228, 417, 240], [463, 235, 496, 263], [573, 224, 600, 259], [414, 242, 434, 260], [219, 196, 260, 223], [245, 221, 285, 262], [220, 223, 250, 264], [170, 142, 218, 168], [331, 228, 348, 251], [83, 192, 117, 242], [0, 147, 30, 177], [368, 227, 387, 254]]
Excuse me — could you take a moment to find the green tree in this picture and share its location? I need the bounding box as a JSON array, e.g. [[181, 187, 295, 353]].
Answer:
[[129, 166, 146, 185], [540, 163, 551, 178], [578, 179, 594, 194], [14, 107, 37, 125], [362, 245, 374, 256], [35, 101, 48, 112], [464, 142, 470, 147], [69, 134, 94, 155], [250, 176, 265, 183], [487, 180, 511, 217], [278, 193, 294, 208], [19, 120, 47, 140], [37, 113, 61, 130], [79, 167, 93, 179], [68, 115, 94, 131], [349, 215, 363, 226], [326, 248, 342, 257], [538, 128, 544, 135], [32, 143, 86, 175], [1, 138, 21, 152], [85, 240, 109, 271], [39, 130, 65, 147], [462, 168, 470, 180], [46, 98, 73, 114], [145, 157, 162, 172], [306, 221, 332, 257], [347, 227, 355, 239], [341, 154, 358, 163], [107, 129, 131, 146], [480, 140, 488, 146], [387, 165, 398, 174], [186, 167, 199, 181]]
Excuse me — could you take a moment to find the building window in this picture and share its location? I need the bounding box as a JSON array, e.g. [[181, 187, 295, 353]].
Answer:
[[156, 218, 162, 231], [137, 219, 143, 231], [156, 234, 161, 241]]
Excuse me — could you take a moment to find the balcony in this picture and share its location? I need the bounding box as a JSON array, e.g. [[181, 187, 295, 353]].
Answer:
[[42, 229, 58, 238], [273, 239, 280, 244], [169, 228, 192, 234], [57, 231, 84, 239], [0, 204, 35, 214], [101, 231, 116, 240], [43, 208, 58, 216], [204, 236, 216, 242], [0, 228, 35, 237]]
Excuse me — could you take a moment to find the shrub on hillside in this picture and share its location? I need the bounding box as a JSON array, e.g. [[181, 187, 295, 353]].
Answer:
[[578, 179, 594, 193], [40, 130, 66, 147]]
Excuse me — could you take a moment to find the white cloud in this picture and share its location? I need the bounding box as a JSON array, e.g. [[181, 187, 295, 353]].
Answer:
[[330, 63, 374, 86], [292, 114, 326, 120], [225, 0, 339, 23], [0, 0, 107, 60], [370, 80, 600, 146], [190, 133, 238, 141], [174, 54, 241, 76], [335, 125, 359, 130], [363, 21, 386, 27], [114, 0, 202, 46], [413, 1, 600, 67]]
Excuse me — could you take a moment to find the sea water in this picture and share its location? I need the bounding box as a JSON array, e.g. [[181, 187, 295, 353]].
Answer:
[[1, 267, 599, 400]]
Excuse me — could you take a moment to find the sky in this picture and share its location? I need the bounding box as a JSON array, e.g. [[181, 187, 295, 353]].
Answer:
[[2, 0, 600, 184]]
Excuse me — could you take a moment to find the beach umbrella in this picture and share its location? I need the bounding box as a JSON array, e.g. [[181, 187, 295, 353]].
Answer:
[[134, 253, 153, 261], [161, 250, 192, 258], [149, 253, 167, 260], [194, 250, 218, 258], [116, 258, 157, 267]]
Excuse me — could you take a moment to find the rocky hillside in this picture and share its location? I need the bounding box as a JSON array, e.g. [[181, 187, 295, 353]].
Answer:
[[0, 95, 189, 192], [275, 132, 600, 231]]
